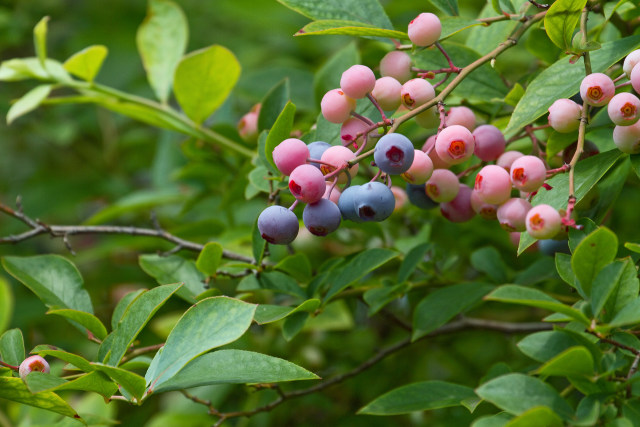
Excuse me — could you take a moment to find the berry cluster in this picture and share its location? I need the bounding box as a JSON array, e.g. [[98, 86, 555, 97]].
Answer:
[[254, 14, 640, 247]]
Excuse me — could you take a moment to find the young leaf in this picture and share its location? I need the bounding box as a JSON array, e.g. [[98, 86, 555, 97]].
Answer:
[[153, 350, 319, 393], [277, 0, 393, 30], [105, 283, 182, 367], [0, 329, 25, 367], [505, 35, 640, 137], [505, 406, 563, 427], [359, 381, 477, 415], [536, 346, 594, 377], [63, 45, 108, 82], [46, 309, 108, 341], [137, 0, 188, 103], [2, 255, 93, 313], [173, 45, 241, 124], [265, 101, 296, 171], [0, 377, 82, 421], [144, 297, 256, 390], [0, 278, 13, 334], [571, 227, 618, 298], [33, 16, 49, 67], [517, 331, 582, 363], [7, 84, 52, 124], [254, 299, 321, 324], [139, 254, 205, 301], [485, 285, 589, 324], [413, 283, 494, 341], [25, 371, 118, 399], [296, 20, 408, 39], [544, 0, 588, 51], [475, 373, 573, 420], [90, 363, 146, 401], [196, 242, 224, 277]]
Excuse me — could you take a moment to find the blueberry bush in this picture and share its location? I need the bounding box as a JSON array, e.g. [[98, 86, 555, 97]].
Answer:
[[1, 0, 640, 425]]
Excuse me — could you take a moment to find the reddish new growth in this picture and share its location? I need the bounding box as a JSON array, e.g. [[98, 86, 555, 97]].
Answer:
[[587, 86, 603, 102], [621, 102, 637, 117], [447, 140, 466, 159]]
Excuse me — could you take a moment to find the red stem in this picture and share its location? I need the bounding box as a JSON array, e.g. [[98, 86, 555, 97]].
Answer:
[[0, 360, 19, 371]]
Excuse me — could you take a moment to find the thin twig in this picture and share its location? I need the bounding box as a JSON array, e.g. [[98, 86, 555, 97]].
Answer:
[[0, 360, 19, 371]]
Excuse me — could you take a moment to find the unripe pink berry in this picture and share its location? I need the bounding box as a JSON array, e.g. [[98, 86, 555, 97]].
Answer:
[[237, 103, 261, 142], [408, 13, 442, 47], [19, 355, 50, 379], [415, 106, 440, 129], [321, 89, 356, 124], [446, 106, 476, 131], [340, 65, 376, 99], [288, 164, 327, 204], [608, 92, 640, 126], [497, 198, 532, 232], [510, 155, 547, 192], [472, 124, 505, 161], [474, 165, 512, 205], [390, 186, 408, 210], [548, 99, 582, 133], [273, 138, 309, 176], [580, 73, 615, 107], [341, 117, 375, 150], [380, 51, 413, 83], [525, 204, 562, 239], [440, 184, 475, 223], [320, 145, 359, 184], [401, 150, 434, 185], [613, 121, 640, 154], [371, 77, 402, 111], [497, 150, 524, 173], [422, 135, 449, 169], [435, 125, 475, 165], [632, 64, 640, 94], [324, 183, 341, 204], [401, 79, 435, 110], [470, 190, 498, 220], [425, 169, 459, 202], [624, 50, 640, 77]]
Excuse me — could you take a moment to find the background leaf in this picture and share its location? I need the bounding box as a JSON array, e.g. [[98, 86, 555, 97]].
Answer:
[[544, 0, 588, 51], [277, 0, 393, 30], [0, 329, 25, 367]]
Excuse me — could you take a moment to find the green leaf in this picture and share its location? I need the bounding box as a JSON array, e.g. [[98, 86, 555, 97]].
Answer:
[[440, 16, 481, 40], [137, 0, 188, 103], [282, 311, 308, 341], [259, 271, 306, 298], [504, 406, 563, 427], [475, 373, 573, 420], [0, 377, 82, 421], [145, 297, 256, 391], [472, 413, 513, 427], [275, 253, 312, 283], [536, 346, 594, 377], [517, 331, 582, 363], [7, 84, 52, 124], [555, 253, 577, 289], [2, 255, 93, 313], [252, 217, 267, 265], [265, 101, 296, 171], [359, 381, 476, 415], [313, 42, 359, 105], [546, 131, 577, 162], [105, 283, 182, 367], [571, 227, 618, 298], [544, 0, 588, 51], [413, 283, 494, 341], [30, 345, 94, 372], [277, 0, 393, 30], [25, 371, 118, 399], [47, 309, 108, 341], [397, 243, 430, 283], [196, 242, 223, 276], [139, 254, 205, 302], [0, 57, 71, 82], [602, 258, 639, 323], [364, 283, 408, 315], [296, 20, 408, 39], [323, 248, 399, 302], [63, 45, 108, 82], [514, 257, 558, 286], [504, 83, 525, 107], [0, 329, 25, 367], [111, 290, 145, 330], [471, 247, 508, 283], [485, 285, 589, 324], [429, 0, 459, 16], [491, 0, 515, 14], [591, 260, 626, 318], [607, 297, 640, 329], [153, 349, 319, 393], [33, 16, 49, 67], [0, 278, 13, 334], [90, 363, 146, 401], [84, 189, 184, 225], [518, 150, 624, 253], [506, 35, 640, 137], [258, 79, 290, 133], [173, 45, 240, 124], [254, 299, 320, 324]]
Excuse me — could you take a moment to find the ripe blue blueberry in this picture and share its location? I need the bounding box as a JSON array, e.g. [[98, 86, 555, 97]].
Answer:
[[303, 199, 342, 236], [354, 182, 395, 222], [257, 205, 299, 244], [307, 141, 332, 169], [338, 185, 364, 222], [374, 133, 415, 175], [406, 183, 438, 210]]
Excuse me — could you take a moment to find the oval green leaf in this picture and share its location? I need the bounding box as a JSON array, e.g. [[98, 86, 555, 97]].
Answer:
[[47, 309, 108, 341], [544, 0, 588, 51], [0, 329, 24, 367], [7, 84, 52, 124], [0, 377, 82, 421], [63, 45, 108, 82]]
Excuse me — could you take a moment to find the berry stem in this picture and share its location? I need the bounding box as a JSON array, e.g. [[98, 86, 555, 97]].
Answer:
[[351, 111, 374, 126], [435, 42, 462, 73], [613, 73, 628, 83], [615, 81, 632, 90], [436, 101, 447, 137], [366, 93, 388, 122], [0, 360, 18, 371], [528, 0, 550, 8], [456, 164, 482, 178], [288, 200, 299, 211]]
